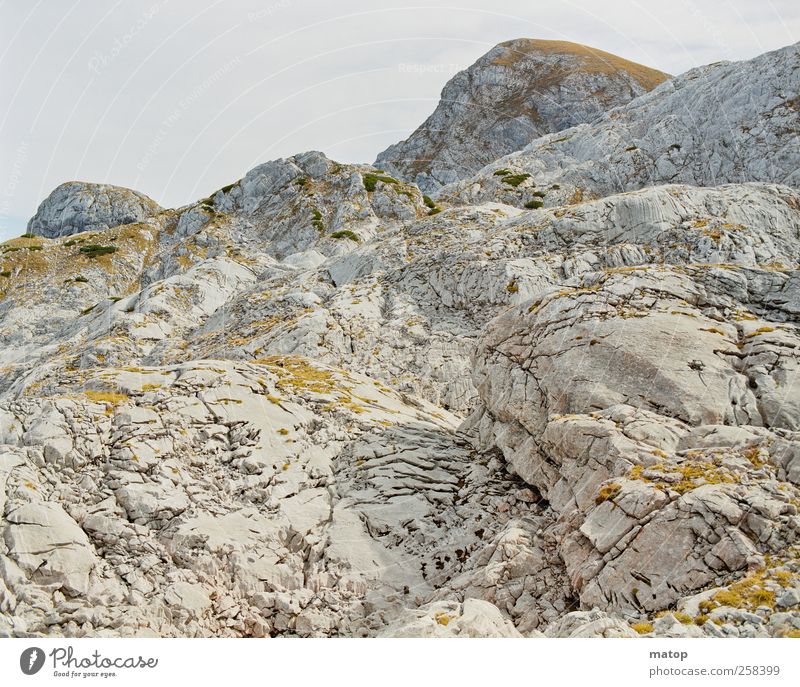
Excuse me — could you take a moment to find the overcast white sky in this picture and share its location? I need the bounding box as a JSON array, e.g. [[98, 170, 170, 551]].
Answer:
[[1, 0, 797, 241]]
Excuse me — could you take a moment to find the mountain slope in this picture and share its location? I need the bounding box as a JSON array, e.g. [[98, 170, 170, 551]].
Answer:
[[375, 38, 669, 193], [1, 41, 800, 639], [446, 41, 800, 207]]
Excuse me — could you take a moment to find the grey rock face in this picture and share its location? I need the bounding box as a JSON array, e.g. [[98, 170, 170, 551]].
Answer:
[[447, 42, 800, 206], [3, 41, 800, 638], [27, 182, 163, 238], [468, 255, 800, 616], [376, 39, 669, 193]]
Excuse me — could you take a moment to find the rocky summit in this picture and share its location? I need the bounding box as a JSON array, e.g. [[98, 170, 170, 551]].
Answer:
[[1, 39, 799, 639], [375, 39, 670, 193]]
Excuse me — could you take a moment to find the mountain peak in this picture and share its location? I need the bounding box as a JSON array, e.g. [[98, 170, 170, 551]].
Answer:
[[27, 181, 163, 238], [493, 38, 670, 90], [375, 38, 670, 193]]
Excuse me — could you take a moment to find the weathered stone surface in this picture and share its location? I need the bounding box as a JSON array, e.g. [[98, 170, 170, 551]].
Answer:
[[446, 42, 799, 207], [4, 502, 97, 595], [378, 599, 524, 637], [27, 182, 163, 238], [2, 39, 799, 638]]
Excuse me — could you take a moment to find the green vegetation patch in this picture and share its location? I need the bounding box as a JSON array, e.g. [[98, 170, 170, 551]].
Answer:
[[422, 194, 442, 215], [524, 199, 544, 209], [79, 244, 118, 259], [311, 209, 325, 231], [330, 230, 360, 242], [500, 173, 531, 187], [362, 173, 399, 192]]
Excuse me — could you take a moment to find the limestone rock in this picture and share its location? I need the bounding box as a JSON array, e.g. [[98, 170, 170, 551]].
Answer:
[[4, 502, 97, 595], [377, 39, 668, 192], [27, 182, 163, 238], [447, 42, 799, 206], [2, 39, 799, 638], [378, 599, 523, 637]]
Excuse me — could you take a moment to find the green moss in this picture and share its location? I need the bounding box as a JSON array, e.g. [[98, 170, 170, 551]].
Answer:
[[524, 199, 544, 209], [79, 245, 117, 259], [501, 173, 531, 187], [27, 245, 43, 251], [73, 275, 89, 283], [493, 169, 513, 176], [21, 233, 36, 238], [311, 208, 325, 231], [550, 184, 561, 190], [295, 177, 308, 187], [532, 190, 547, 198], [362, 173, 399, 192], [330, 230, 360, 242], [0, 271, 11, 278], [422, 194, 442, 215]]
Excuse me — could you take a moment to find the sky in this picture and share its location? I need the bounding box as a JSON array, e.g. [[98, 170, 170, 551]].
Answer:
[[1, 0, 797, 241]]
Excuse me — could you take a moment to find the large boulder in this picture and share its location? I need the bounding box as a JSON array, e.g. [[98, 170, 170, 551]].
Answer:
[[468, 263, 800, 615]]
